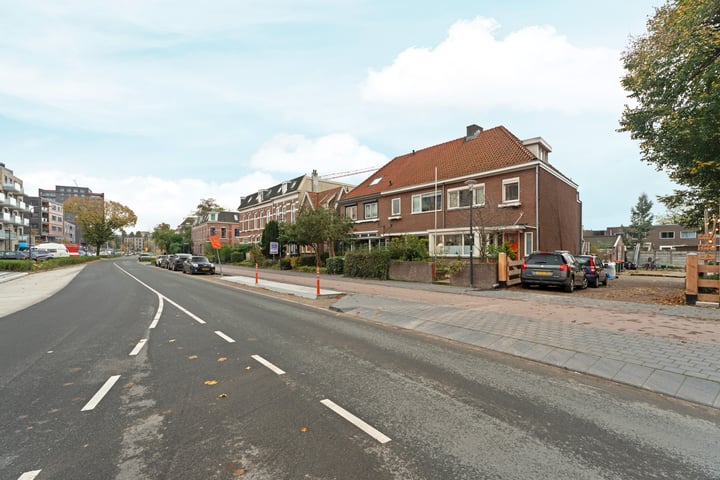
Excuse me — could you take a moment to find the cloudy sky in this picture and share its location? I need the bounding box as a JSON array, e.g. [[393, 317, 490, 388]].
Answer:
[[1, 0, 668, 232]]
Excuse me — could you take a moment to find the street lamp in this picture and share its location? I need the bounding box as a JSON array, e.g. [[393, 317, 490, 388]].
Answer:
[[465, 179, 477, 288]]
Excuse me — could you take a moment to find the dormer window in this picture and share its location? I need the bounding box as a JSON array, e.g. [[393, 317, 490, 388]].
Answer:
[[369, 177, 383, 186]]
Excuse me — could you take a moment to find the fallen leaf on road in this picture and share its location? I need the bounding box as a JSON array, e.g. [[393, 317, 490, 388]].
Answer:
[[217, 357, 227, 362], [169, 339, 176, 343], [217, 393, 228, 399], [188, 355, 198, 360], [63, 382, 74, 387], [233, 468, 246, 476], [204, 380, 218, 386], [300, 427, 308, 433], [123, 382, 135, 389], [245, 366, 252, 371]]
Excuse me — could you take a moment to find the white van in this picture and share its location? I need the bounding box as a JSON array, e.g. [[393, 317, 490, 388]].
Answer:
[[35, 243, 70, 258]]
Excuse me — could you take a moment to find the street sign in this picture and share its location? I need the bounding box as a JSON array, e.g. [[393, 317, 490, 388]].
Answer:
[[270, 242, 279, 255]]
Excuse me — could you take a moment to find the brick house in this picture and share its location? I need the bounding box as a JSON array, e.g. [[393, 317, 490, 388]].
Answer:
[[236, 170, 351, 255], [191, 211, 240, 255], [339, 124, 582, 259]]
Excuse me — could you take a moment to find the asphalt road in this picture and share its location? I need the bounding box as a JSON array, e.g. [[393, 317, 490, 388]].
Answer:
[[2, 258, 720, 479]]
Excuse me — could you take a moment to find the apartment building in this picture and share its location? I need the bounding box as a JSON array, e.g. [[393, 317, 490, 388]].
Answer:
[[0, 163, 32, 251]]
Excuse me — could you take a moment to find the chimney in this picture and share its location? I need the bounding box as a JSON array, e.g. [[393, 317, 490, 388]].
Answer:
[[465, 124, 483, 141], [311, 169, 319, 192]]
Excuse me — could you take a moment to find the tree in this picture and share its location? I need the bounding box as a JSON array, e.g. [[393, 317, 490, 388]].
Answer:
[[624, 193, 654, 247], [194, 198, 223, 217], [261, 220, 280, 257], [151, 223, 174, 252], [619, 0, 720, 228], [64, 198, 137, 255], [283, 205, 354, 266]]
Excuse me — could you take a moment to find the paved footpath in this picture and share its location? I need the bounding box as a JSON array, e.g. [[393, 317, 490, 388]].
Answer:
[[3, 264, 720, 409], [220, 266, 720, 410]]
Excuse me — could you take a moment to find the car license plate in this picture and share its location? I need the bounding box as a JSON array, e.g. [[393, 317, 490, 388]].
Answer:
[[534, 271, 551, 276], [201, 267, 209, 271]]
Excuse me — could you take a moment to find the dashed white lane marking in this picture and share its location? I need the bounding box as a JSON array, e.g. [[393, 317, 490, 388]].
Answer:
[[116, 266, 206, 324], [214, 330, 236, 343], [18, 470, 42, 480], [129, 339, 148, 356], [251, 355, 286, 375], [149, 296, 164, 329], [81, 375, 121, 412], [320, 399, 391, 444]]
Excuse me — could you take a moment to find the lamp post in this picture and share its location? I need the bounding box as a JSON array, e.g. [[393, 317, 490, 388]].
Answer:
[[465, 179, 477, 288]]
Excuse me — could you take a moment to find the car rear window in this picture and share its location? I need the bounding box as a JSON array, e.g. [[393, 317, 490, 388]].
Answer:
[[526, 253, 563, 265], [576, 257, 591, 266]]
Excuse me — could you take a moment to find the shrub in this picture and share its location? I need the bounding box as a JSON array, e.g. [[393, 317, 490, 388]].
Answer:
[[279, 257, 292, 270], [325, 256, 344, 274], [387, 235, 429, 261], [298, 255, 318, 267], [345, 250, 391, 279]]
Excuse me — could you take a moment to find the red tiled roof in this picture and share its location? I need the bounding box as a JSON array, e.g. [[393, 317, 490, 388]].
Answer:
[[344, 125, 536, 200]]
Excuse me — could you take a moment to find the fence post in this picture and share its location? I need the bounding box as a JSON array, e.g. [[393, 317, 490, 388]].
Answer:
[[685, 254, 698, 305], [498, 252, 508, 288]]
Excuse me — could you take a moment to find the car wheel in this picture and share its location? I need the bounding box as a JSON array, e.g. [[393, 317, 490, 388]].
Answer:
[[565, 277, 575, 293], [581, 276, 588, 289], [590, 276, 599, 288]]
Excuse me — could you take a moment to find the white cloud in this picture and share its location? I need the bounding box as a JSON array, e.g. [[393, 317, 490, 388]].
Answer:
[[249, 133, 387, 176], [362, 17, 625, 114]]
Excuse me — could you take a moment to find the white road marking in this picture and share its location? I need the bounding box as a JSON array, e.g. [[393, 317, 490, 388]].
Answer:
[[116, 265, 206, 324], [18, 470, 42, 480], [214, 330, 236, 343], [81, 375, 121, 412], [320, 399, 391, 444], [149, 296, 164, 329], [251, 354, 286, 375], [129, 339, 148, 356]]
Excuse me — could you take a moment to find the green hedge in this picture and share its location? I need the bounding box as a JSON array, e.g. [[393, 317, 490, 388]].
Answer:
[[344, 250, 391, 279], [0, 256, 100, 272], [325, 256, 344, 275]]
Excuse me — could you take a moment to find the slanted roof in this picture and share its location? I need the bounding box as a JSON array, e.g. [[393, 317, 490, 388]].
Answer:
[[238, 174, 306, 209], [344, 125, 537, 200]]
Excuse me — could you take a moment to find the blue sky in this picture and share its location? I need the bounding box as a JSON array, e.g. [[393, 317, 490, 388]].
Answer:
[[1, 0, 669, 231]]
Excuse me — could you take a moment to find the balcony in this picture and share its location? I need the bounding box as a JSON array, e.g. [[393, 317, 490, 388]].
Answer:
[[0, 230, 17, 240], [0, 193, 17, 208], [2, 182, 23, 194]]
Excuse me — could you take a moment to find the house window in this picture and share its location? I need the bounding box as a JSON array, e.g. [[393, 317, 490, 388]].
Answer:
[[364, 202, 378, 219], [502, 178, 520, 203], [221, 227, 227, 238], [680, 231, 696, 239], [660, 231, 675, 239], [234, 228, 240, 237], [210, 227, 216, 236], [448, 184, 485, 209], [524, 232, 534, 255], [345, 205, 357, 220], [391, 198, 401, 216], [411, 192, 441, 213]]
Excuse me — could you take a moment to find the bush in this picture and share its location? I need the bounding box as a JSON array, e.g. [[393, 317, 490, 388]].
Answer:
[[298, 255, 318, 267], [326, 256, 344, 274], [279, 257, 292, 270], [345, 250, 391, 279], [0, 260, 33, 272], [387, 235, 429, 261]]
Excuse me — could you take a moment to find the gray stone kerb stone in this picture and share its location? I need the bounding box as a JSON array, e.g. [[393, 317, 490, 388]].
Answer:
[[329, 294, 720, 409]]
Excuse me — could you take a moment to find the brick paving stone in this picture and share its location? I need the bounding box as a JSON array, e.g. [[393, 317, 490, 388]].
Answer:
[[676, 377, 720, 407], [643, 370, 685, 396]]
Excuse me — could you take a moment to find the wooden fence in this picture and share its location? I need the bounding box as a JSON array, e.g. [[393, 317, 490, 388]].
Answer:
[[685, 253, 720, 305], [498, 253, 523, 288]]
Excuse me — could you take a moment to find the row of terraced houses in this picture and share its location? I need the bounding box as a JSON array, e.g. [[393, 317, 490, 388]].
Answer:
[[191, 124, 583, 259]]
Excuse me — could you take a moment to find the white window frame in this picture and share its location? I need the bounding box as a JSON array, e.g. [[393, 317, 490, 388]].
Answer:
[[411, 192, 442, 214], [660, 231, 675, 239], [391, 198, 401, 216], [448, 184, 485, 209], [680, 231, 696, 239], [364, 202, 378, 219], [345, 205, 357, 220], [502, 178, 520, 203], [524, 232, 534, 256]]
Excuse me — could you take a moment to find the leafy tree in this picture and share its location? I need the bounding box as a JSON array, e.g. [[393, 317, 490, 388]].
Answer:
[[283, 205, 354, 266], [619, 0, 720, 227], [64, 198, 137, 256], [261, 220, 280, 257], [624, 193, 654, 247], [151, 223, 174, 252], [194, 198, 223, 217]]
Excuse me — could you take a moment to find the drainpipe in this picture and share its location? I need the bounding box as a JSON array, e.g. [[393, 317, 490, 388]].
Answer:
[[535, 164, 539, 251]]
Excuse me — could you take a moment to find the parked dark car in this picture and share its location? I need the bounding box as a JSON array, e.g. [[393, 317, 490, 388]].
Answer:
[[0, 250, 28, 260], [575, 255, 608, 288], [521, 251, 587, 292], [29, 248, 51, 261], [183, 256, 215, 275], [169, 253, 192, 271]]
